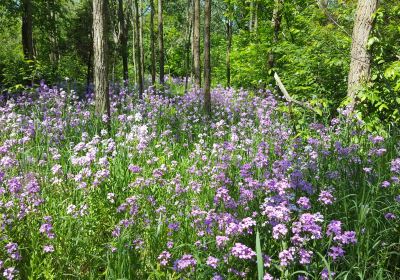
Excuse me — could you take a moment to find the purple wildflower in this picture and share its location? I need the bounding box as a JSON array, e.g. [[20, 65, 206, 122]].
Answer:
[[158, 251, 171, 266], [206, 256, 219, 269], [231, 243, 256, 260], [318, 190, 335, 205], [272, 223, 288, 240], [173, 254, 197, 271]]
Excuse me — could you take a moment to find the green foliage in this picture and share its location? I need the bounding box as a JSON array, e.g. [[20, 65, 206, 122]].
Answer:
[[358, 1, 400, 125]]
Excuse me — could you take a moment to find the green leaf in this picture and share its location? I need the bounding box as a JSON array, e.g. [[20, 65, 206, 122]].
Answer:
[[256, 230, 264, 280]]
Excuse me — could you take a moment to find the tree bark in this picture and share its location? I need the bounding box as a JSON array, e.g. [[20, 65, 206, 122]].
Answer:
[[118, 0, 129, 81], [139, 0, 145, 86], [22, 0, 34, 60], [226, 19, 232, 87], [254, 1, 258, 31], [204, 0, 211, 115], [150, 0, 156, 85], [158, 0, 165, 85], [193, 0, 201, 88], [47, 0, 59, 77], [249, 0, 253, 32], [134, 0, 143, 97], [268, 0, 283, 69], [93, 0, 110, 119], [347, 0, 378, 107], [185, 0, 192, 93]]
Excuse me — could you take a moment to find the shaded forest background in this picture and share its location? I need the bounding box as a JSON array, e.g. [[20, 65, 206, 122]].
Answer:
[[0, 0, 399, 127]]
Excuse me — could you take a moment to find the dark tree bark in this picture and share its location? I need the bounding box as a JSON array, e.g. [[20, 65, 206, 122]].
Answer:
[[204, 0, 211, 115], [158, 0, 165, 85], [134, 0, 143, 97], [268, 0, 283, 69], [193, 0, 201, 88], [347, 0, 378, 108], [93, 0, 110, 119], [226, 20, 232, 87], [118, 0, 129, 81], [22, 0, 34, 60], [150, 0, 156, 85]]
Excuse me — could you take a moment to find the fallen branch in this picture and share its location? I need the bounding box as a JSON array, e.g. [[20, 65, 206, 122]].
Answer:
[[274, 72, 320, 114]]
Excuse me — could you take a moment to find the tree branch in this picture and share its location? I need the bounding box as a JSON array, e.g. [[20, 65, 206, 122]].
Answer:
[[274, 72, 320, 114]]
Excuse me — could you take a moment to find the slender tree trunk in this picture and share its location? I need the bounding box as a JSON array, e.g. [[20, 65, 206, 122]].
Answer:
[[150, 0, 156, 85], [93, 0, 110, 119], [193, 0, 201, 88], [134, 0, 143, 97], [268, 0, 283, 69], [139, 0, 145, 86], [47, 0, 59, 77], [22, 0, 34, 60], [131, 12, 137, 85], [347, 0, 378, 107], [204, 0, 211, 115], [118, 0, 129, 81], [158, 0, 165, 85], [254, 1, 258, 31], [249, 0, 253, 32], [226, 20, 232, 87], [185, 0, 192, 93]]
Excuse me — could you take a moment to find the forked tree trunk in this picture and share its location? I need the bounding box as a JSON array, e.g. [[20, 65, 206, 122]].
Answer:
[[204, 0, 211, 115], [347, 0, 378, 107], [93, 0, 110, 119], [22, 0, 34, 60], [268, 0, 283, 69], [158, 0, 165, 85], [134, 0, 143, 97], [193, 0, 201, 88], [150, 0, 156, 85]]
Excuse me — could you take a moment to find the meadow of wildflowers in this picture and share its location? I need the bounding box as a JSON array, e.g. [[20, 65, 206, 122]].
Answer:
[[0, 82, 399, 279]]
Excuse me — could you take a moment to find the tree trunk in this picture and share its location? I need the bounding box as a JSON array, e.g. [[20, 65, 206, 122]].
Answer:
[[47, 0, 59, 77], [150, 0, 156, 85], [118, 0, 129, 81], [158, 0, 165, 85], [204, 0, 211, 115], [134, 0, 143, 97], [93, 0, 110, 119], [193, 0, 201, 88], [347, 0, 378, 107], [249, 0, 253, 32], [226, 20, 232, 87], [254, 1, 258, 31], [268, 0, 283, 69], [139, 0, 145, 87], [185, 0, 192, 93], [22, 0, 34, 60]]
